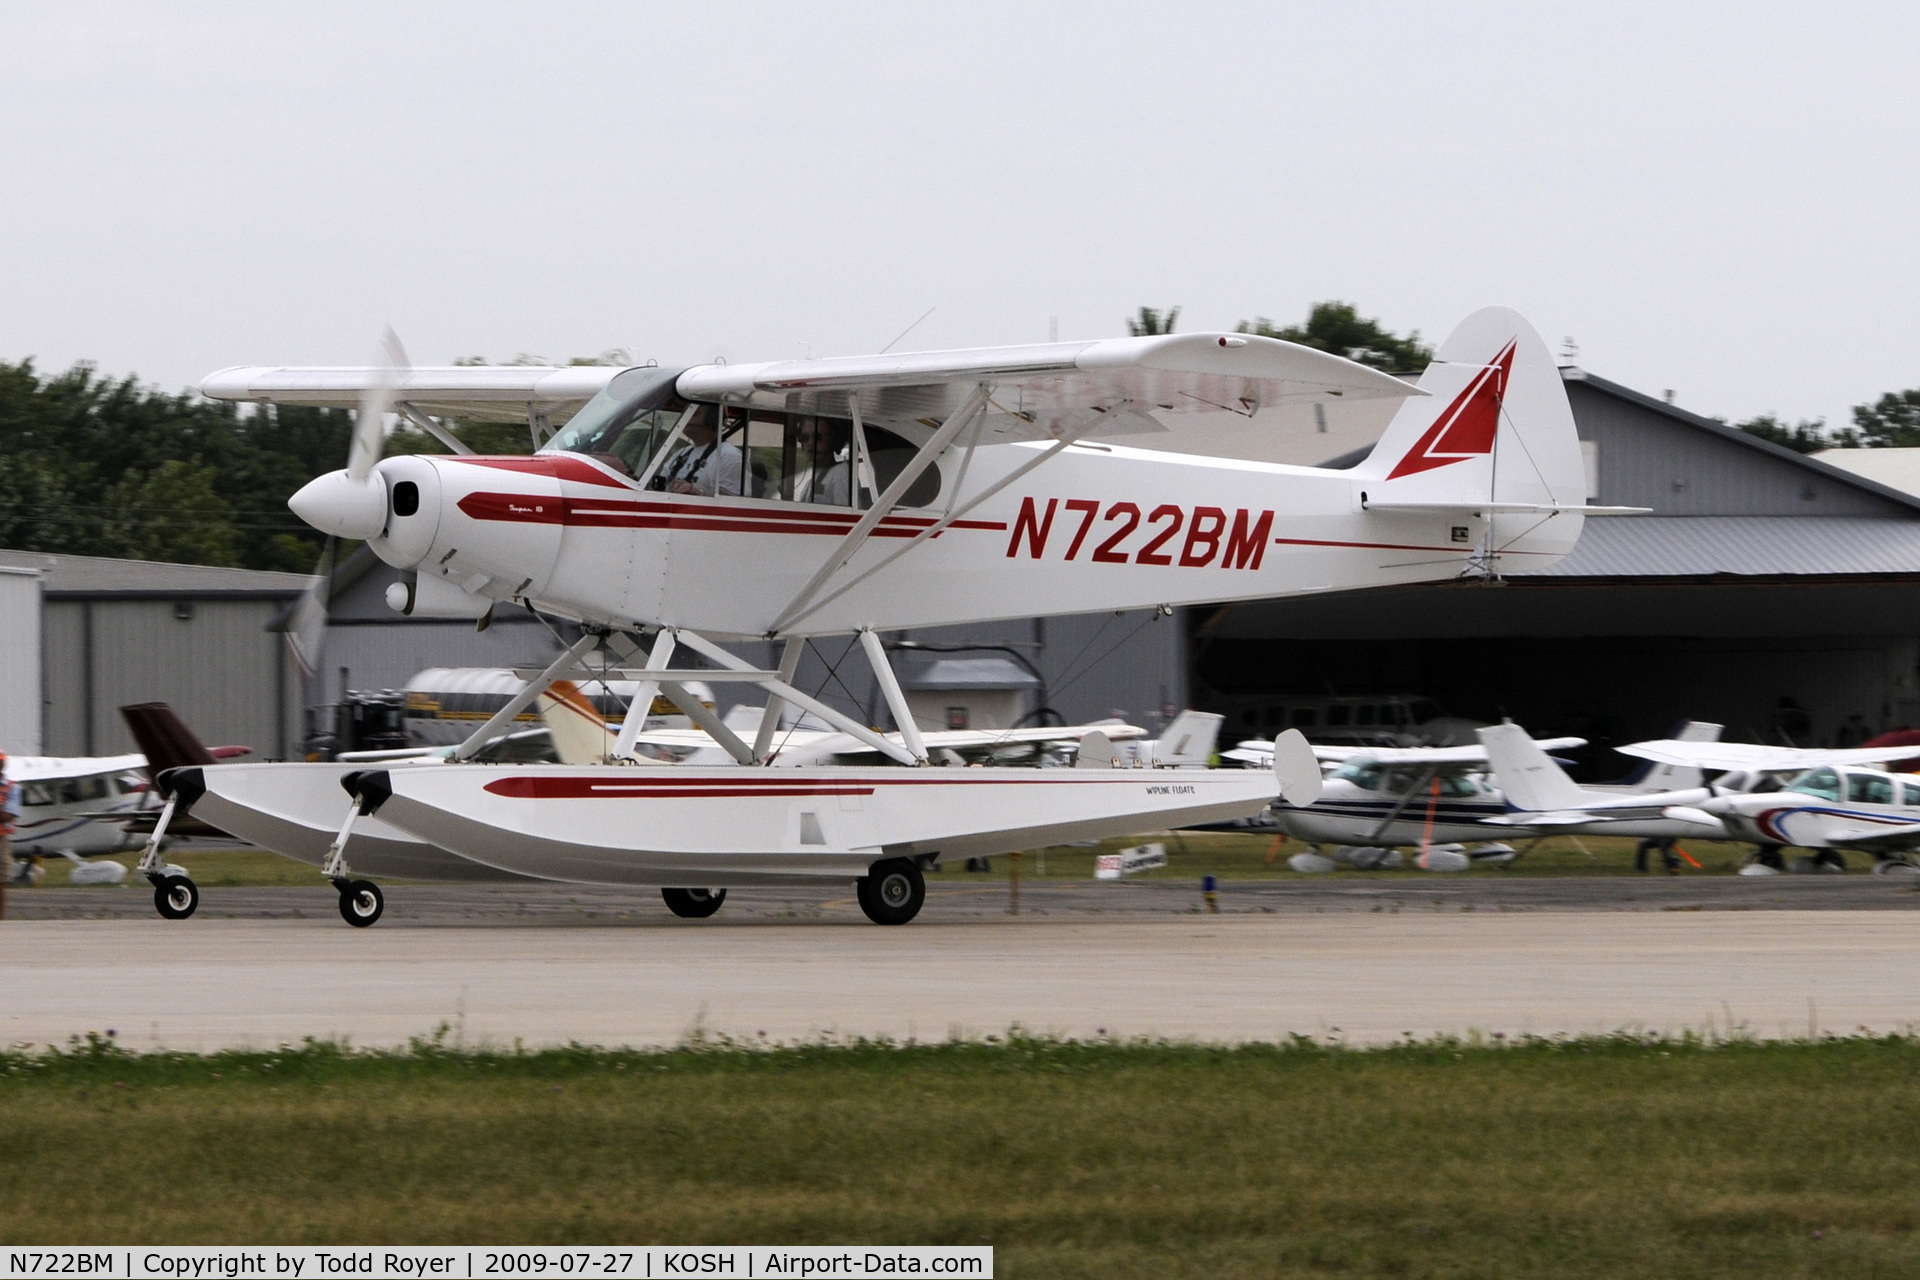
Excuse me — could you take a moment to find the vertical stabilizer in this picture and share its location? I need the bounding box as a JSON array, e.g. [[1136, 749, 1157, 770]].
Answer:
[[536, 680, 615, 765], [1150, 710, 1223, 767], [1358, 307, 1587, 571], [1478, 722, 1590, 813]]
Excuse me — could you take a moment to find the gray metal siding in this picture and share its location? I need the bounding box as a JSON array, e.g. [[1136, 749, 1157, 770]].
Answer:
[[41, 602, 86, 756], [75, 599, 292, 758], [0, 570, 41, 755], [1569, 382, 1907, 516]]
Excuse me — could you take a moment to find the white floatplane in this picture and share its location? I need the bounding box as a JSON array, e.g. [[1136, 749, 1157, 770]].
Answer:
[[142, 307, 1622, 925]]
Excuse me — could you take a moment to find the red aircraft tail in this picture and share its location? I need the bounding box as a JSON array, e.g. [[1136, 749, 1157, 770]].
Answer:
[[118, 703, 251, 781]]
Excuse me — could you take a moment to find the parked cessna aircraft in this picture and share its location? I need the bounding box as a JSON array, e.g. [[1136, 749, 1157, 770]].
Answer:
[[1475, 723, 1727, 841], [1235, 720, 1724, 870], [5, 703, 248, 880], [147, 307, 1615, 926], [1616, 738, 1920, 873]]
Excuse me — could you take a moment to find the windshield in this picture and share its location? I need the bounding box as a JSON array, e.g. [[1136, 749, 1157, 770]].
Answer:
[[1784, 766, 1842, 801], [541, 367, 687, 478]]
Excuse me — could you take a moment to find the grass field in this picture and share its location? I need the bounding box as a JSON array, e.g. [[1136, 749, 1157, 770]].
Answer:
[[27, 830, 1751, 892], [2, 1035, 1916, 1277]]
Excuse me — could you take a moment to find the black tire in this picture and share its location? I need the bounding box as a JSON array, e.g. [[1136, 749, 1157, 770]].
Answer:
[[856, 859, 926, 926], [338, 880, 384, 927], [153, 875, 199, 921], [661, 887, 727, 919]]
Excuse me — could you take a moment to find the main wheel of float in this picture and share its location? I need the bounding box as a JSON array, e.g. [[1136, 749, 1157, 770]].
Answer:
[[856, 859, 926, 926], [661, 887, 727, 919]]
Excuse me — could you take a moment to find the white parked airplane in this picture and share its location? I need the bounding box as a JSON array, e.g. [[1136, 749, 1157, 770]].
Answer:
[[1618, 738, 1920, 873], [150, 306, 1615, 925], [1475, 723, 1726, 842]]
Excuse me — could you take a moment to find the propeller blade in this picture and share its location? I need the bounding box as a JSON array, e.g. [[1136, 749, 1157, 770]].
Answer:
[[346, 328, 409, 481], [284, 538, 336, 681]]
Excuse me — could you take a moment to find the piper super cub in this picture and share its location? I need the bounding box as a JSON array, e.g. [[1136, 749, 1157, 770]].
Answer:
[[138, 307, 1627, 926]]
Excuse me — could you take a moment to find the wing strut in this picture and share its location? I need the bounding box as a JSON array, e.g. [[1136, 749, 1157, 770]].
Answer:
[[861, 628, 927, 764], [452, 632, 602, 760], [603, 631, 757, 765], [672, 629, 920, 766], [780, 400, 1130, 632], [609, 629, 677, 760], [397, 402, 474, 455], [752, 638, 807, 762], [768, 384, 991, 635]]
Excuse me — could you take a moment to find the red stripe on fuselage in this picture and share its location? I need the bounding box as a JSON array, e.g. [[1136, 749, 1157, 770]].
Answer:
[[455, 492, 1007, 536]]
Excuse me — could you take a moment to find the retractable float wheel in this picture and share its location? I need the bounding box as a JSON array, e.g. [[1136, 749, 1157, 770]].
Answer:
[[661, 887, 727, 919], [856, 859, 925, 926], [153, 875, 199, 921], [338, 880, 385, 927]]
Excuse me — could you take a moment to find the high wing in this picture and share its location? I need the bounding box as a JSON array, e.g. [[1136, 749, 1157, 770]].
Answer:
[[676, 333, 1422, 442], [1615, 741, 1920, 771], [200, 365, 622, 424], [1221, 737, 1586, 769], [203, 333, 1421, 440]]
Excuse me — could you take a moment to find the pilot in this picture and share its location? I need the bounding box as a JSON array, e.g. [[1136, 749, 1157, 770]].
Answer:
[[657, 413, 745, 497], [0, 750, 15, 919]]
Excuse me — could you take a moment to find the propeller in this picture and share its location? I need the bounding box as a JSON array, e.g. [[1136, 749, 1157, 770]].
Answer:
[[288, 329, 409, 539], [283, 330, 411, 752]]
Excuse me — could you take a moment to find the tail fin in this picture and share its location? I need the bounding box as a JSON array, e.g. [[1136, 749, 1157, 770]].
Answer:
[[536, 680, 615, 765], [1478, 722, 1589, 813], [1618, 720, 1722, 791], [120, 703, 220, 780], [1150, 710, 1222, 767], [1358, 307, 1588, 568]]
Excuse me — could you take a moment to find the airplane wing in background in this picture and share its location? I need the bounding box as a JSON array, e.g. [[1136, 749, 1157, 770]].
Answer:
[[1615, 741, 1920, 771], [1222, 737, 1586, 769]]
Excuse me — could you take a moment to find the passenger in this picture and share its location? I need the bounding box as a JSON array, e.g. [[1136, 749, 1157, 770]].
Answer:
[[791, 418, 852, 505], [656, 414, 745, 497]]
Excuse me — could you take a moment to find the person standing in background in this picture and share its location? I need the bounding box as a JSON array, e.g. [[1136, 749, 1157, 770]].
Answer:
[[0, 751, 16, 920]]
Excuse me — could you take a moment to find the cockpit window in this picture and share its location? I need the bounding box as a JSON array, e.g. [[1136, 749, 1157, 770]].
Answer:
[[1332, 761, 1381, 790], [1785, 766, 1842, 801], [541, 367, 687, 478], [1847, 772, 1894, 805]]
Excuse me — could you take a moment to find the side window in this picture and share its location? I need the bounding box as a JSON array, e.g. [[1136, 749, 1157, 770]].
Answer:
[[1788, 767, 1842, 801], [1847, 773, 1894, 805], [865, 426, 941, 508], [1355, 705, 1377, 726], [1903, 782, 1920, 806], [21, 783, 54, 807], [1291, 708, 1318, 728], [1440, 775, 1480, 797], [780, 415, 854, 506], [1324, 706, 1351, 727], [1352, 766, 1383, 791], [1261, 707, 1284, 728]]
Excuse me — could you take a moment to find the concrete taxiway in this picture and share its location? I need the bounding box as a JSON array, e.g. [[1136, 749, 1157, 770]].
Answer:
[[5, 879, 1918, 1050]]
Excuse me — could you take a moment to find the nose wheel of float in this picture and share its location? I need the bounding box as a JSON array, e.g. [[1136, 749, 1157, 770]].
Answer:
[[152, 874, 199, 920], [856, 859, 926, 926], [335, 879, 385, 927]]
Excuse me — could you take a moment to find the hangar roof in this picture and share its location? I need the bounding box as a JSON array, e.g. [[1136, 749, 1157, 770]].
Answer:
[[1517, 516, 1920, 578], [0, 549, 311, 599]]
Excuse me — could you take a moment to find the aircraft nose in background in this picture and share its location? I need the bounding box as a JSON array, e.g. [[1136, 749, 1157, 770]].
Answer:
[[290, 468, 388, 540]]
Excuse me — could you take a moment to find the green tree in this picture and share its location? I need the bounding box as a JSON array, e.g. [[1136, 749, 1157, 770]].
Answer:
[[98, 460, 240, 566], [1236, 301, 1432, 374], [1851, 389, 1920, 448], [1731, 414, 1852, 454], [1127, 306, 1180, 336]]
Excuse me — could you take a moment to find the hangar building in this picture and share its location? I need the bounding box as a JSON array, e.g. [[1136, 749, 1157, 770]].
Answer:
[[1185, 370, 1920, 765]]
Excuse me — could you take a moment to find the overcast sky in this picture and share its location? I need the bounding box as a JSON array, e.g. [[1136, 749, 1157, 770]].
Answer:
[[2, 2, 1914, 432]]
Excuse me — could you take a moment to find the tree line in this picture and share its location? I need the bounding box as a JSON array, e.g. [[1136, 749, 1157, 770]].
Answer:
[[3, 306, 1915, 570]]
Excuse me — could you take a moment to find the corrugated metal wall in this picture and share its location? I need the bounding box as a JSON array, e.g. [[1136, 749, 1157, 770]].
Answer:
[[43, 598, 300, 759], [0, 569, 41, 755], [1570, 382, 1908, 516]]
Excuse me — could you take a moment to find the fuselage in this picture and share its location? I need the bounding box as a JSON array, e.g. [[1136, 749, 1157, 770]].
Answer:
[[1710, 765, 1920, 853], [361, 440, 1574, 637]]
